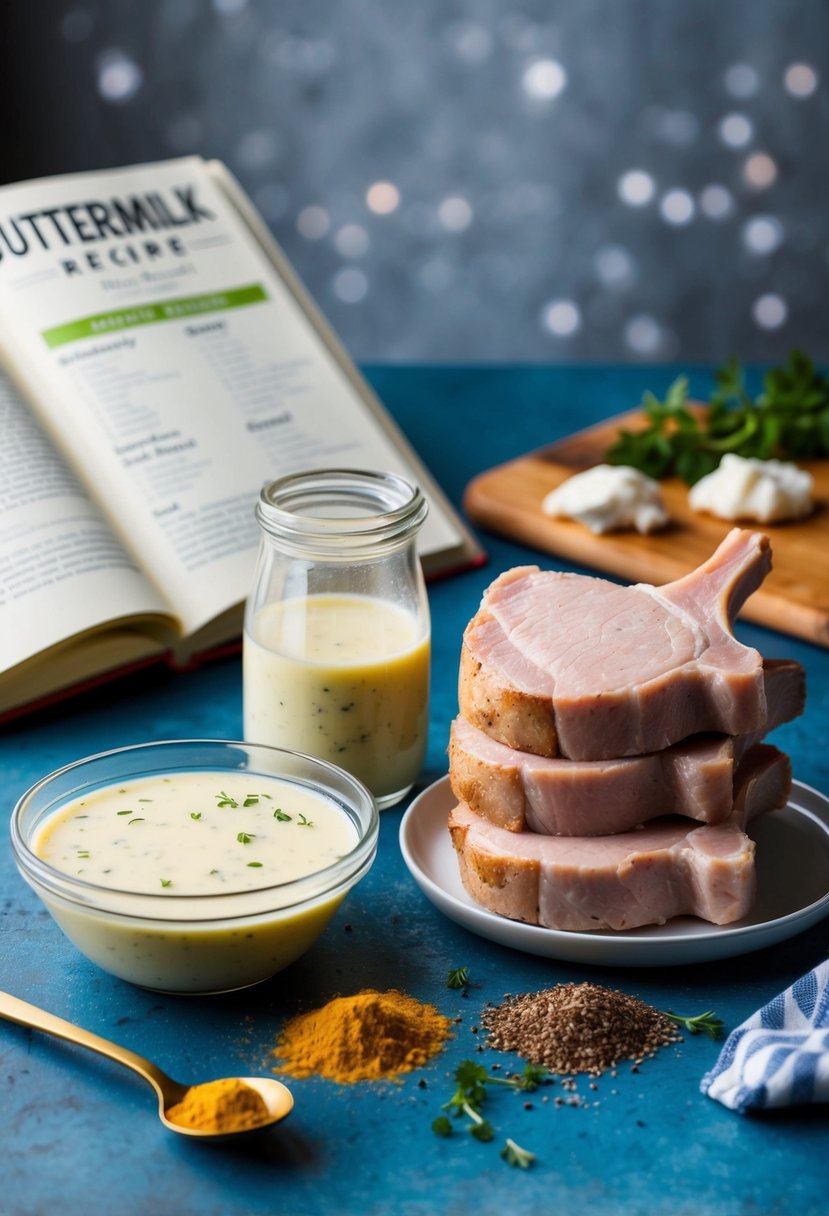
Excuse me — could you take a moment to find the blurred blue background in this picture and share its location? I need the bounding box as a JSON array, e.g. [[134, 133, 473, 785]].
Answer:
[[5, 0, 828, 363]]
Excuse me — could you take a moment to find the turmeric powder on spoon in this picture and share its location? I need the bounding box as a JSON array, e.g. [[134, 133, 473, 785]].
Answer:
[[166, 1078, 270, 1133]]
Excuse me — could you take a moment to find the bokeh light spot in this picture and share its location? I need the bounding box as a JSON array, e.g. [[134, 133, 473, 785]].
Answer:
[[699, 184, 735, 220], [724, 63, 760, 99], [96, 49, 143, 104], [742, 215, 784, 255], [297, 205, 330, 239], [618, 170, 656, 206], [752, 293, 788, 329], [366, 182, 401, 215], [438, 196, 474, 232], [660, 189, 695, 226], [334, 224, 371, 258], [784, 63, 818, 98], [522, 58, 567, 101], [743, 153, 778, 190], [333, 268, 369, 304], [624, 315, 663, 355], [719, 113, 753, 148], [541, 299, 581, 337]]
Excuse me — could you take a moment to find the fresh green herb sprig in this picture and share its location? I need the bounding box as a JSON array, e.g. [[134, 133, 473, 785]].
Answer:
[[663, 1009, 725, 1039], [453, 1059, 549, 1097], [501, 1139, 536, 1169], [606, 350, 829, 485], [432, 1060, 547, 1167], [433, 1105, 494, 1142], [447, 965, 471, 990]]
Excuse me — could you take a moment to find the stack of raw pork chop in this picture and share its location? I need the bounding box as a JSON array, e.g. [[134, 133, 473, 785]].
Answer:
[[448, 529, 805, 931]]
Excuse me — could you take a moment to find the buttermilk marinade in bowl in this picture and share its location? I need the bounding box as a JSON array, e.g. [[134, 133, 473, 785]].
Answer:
[[10, 739, 378, 994]]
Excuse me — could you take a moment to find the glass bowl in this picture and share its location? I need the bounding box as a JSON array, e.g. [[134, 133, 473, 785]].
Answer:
[[10, 739, 378, 995]]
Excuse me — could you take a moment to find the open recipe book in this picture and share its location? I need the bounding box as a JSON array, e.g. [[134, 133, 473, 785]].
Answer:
[[0, 157, 483, 721]]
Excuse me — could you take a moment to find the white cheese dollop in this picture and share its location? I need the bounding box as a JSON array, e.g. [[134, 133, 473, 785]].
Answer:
[[541, 464, 670, 535], [688, 453, 814, 523]]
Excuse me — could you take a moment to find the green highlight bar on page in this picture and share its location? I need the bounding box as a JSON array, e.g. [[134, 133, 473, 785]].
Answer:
[[41, 284, 269, 349]]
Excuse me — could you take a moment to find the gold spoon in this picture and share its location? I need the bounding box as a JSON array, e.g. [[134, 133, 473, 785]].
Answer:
[[0, 990, 294, 1138]]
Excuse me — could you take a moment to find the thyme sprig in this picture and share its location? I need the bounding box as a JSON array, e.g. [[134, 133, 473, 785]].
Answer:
[[663, 1009, 725, 1039], [447, 965, 471, 990]]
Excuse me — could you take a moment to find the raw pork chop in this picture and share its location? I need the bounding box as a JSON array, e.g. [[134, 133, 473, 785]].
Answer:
[[459, 528, 772, 761], [449, 658, 804, 835], [448, 744, 790, 931]]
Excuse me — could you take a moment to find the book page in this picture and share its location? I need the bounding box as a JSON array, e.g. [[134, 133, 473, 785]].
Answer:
[[0, 370, 169, 671], [0, 158, 475, 639]]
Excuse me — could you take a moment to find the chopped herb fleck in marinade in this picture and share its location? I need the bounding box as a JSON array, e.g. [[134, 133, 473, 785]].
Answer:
[[33, 772, 358, 895]]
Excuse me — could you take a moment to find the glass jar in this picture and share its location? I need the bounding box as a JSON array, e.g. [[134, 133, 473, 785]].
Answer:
[[243, 469, 431, 809]]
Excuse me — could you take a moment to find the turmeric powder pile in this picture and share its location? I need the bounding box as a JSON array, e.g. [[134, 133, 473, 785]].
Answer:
[[166, 1078, 270, 1133], [273, 988, 452, 1083]]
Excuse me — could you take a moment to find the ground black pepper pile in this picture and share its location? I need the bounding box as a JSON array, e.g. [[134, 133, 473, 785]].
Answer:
[[481, 982, 682, 1076]]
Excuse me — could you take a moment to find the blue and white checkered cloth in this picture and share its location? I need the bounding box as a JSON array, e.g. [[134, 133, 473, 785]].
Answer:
[[701, 960, 829, 1113]]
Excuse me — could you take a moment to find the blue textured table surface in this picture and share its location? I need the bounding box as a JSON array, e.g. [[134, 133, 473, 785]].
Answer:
[[2, 366, 827, 1216]]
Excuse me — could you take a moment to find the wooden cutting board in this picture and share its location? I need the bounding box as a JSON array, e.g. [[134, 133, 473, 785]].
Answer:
[[463, 409, 829, 648]]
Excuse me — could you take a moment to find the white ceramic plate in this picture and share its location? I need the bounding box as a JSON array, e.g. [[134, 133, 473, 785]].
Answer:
[[399, 775, 829, 967]]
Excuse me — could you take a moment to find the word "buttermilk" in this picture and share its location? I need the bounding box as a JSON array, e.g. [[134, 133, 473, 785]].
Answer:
[[0, 186, 216, 260]]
